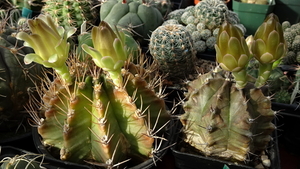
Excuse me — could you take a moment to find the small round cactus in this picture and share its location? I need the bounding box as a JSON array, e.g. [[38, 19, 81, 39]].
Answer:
[[149, 23, 196, 80]]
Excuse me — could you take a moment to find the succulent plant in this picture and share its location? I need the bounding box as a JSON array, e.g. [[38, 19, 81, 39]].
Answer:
[[42, 0, 99, 32], [164, 0, 245, 54], [0, 153, 45, 169], [100, 0, 164, 44], [283, 21, 300, 64], [149, 23, 196, 81], [18, 15, 171, 168], [0, 12, 44, 134], [179, 13, 285, 166]]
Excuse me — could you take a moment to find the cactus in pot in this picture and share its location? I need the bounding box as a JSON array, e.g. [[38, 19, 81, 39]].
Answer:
[[0, 12, 45, 137], [17, 14, 171, 168], [179, 13, 285, 166]]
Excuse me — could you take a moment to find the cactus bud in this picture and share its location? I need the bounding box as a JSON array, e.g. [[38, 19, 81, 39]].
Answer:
[[16, 14, 76, 84], [252, 13, 287, 88], [215, 21, 251, 88]]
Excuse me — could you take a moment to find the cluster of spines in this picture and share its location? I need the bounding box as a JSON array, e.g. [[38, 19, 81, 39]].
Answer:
[[29, 54, 170, 167]]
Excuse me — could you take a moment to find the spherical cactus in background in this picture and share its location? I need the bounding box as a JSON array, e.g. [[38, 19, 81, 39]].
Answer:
[[42, 0, 99, 31], [282, 21, 291, 31], [194, 0, 228, 30], [149, 23, 196, 81], [100, 0, 164, 44]]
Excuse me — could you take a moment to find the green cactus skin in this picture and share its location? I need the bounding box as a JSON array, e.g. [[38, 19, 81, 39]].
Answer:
[[0, 26, 44, 130], [283, 51, 297, 65], [297, 51, 300, 63], [180, 69, 275, 163], [31, 56, 170, 166], [282, 21, 291, 31], [166, 9, 185, 24], [149, 23, 196, 81], [100, 0, 164, 44], [42, 0, 99, 30]]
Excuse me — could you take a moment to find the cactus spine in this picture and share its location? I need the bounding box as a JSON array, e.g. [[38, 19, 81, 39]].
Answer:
[[18, 15, 170, 167], [180, 14, 285, 166], [42, 0, 99, 30], [149, 23, 196, 81], [0, 13, 44, 133]]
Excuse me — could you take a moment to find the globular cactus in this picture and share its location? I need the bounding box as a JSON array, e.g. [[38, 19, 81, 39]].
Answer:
[[165, 0, 245, 54], [18, 15, 171, 167], [0, 14, 44, 133], [100, 0, 164, 44], [283, 21, 300, 64], [149, 23, 196, 81], [180, 14, 285, 165], [42, 0, 99, 31]]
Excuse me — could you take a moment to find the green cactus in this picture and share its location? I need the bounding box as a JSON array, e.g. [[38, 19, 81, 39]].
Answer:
[[18, 15, 170, 167], [179, 14, 285, 165], [100, 0, 164, 44], [282, 21, 291, 31], [194, 0, 228, 30], [181, 69, 275, 163], [149, 23, 196, 81], [166, 9, 185, 24], [164, 0, 244, 54], [42, 0, 99, 31], [282, 50, 297, 65], [0, 14, 44, 134]]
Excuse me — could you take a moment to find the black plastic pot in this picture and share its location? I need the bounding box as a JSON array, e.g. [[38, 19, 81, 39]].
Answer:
[[272, 102, 300, 156], [32, 117, 180, 169], [171, 129, 280, 169]]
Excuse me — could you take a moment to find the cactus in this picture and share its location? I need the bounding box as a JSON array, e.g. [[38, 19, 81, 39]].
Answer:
[[18, 15, 171, 167], [283, 21, 300, 64], [42, 0, 99, 31], [149, 23, 196, 81], [0, 153, 45, 169], [164, 0, 245, 54], [100, 0, 164, 44], [180, 14, 285, 165], [0, 13, 44, 134]]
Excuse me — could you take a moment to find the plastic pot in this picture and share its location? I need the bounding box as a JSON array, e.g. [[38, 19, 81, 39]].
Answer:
[[273, 0, 300, 24], [272, 102, 300, 156], [232, 0, 275, 35]]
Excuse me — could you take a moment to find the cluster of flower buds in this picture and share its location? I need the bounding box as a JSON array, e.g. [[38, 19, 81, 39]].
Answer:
[[215, 13, 287, 88]]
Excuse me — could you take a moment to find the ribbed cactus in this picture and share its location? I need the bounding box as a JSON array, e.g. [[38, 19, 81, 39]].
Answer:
[[180, 14, 285, 165], [149, 23, 196, 81], [0, 15, 44, 133], [18, 15, 170, 167], [100, 0, 164, 44], [42, 0, 99, 31]]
